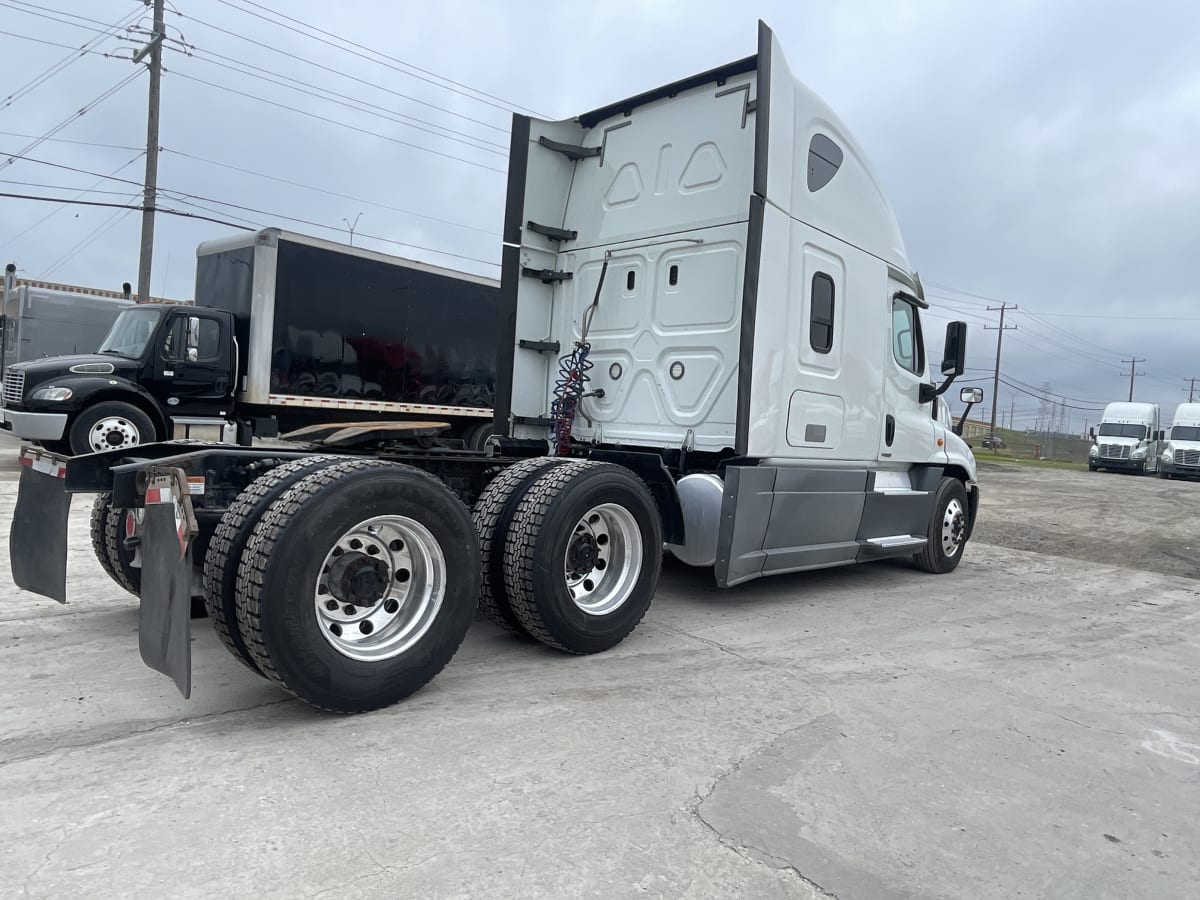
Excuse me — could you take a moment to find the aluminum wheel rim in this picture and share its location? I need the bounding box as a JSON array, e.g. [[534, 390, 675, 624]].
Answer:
[[563, 503, 643, 616], [941, 498, 966, 558], [314, 515, 445, 662], [89, 416, 141, 452]]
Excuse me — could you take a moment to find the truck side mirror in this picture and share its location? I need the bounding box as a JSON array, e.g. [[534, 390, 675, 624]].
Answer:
[[920, 321, 969, 404], [959, 387, 983, 404], [186, 316, 200, 363], [941, 321, 967, 377], [1089, 427, 1095, 439]]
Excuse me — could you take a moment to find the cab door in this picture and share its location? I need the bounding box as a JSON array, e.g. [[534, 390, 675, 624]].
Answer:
[[146, 310, 235, 416], [878, 289, 941, 464]]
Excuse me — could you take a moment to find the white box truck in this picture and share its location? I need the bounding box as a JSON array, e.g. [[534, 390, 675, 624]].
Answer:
[[11, 22, 981, 713], [1089, 401, 1163, 474], [1160, 402, 1200, 479]]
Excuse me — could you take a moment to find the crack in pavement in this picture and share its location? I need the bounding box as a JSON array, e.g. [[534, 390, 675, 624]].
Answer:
[[0, 697, 296, 770]]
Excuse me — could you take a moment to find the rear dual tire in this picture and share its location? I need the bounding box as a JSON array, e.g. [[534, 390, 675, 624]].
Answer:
[[233, 459, 480, 713]]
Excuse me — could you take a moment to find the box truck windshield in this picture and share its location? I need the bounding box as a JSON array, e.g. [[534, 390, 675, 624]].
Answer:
[[98, 307, 162, 358]]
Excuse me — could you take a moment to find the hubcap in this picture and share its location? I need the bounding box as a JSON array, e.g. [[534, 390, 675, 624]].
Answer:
[[314, 516, 446, 661], [563, 503, 643, 616], [88, 416, 141, 452], [941, 498, 966, 558]]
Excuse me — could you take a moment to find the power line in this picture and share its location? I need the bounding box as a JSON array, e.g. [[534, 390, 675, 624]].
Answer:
[[41, 193, 142, 279], [0, 190, 255, 229], [998, 378, 1106, 412], [2, 9, 139, 111], [162, 147, 498, 237], [0, 131, 142, 152], [212, 0, 543, 116], [0, 151, 144, 251], [168, 71, 507, 175], [1, 0, 139, 31], [170, 44, 507, 154], [1034, 311, 1200, 321], [0, 69, 144, 172], [172, 12, 511, 135]]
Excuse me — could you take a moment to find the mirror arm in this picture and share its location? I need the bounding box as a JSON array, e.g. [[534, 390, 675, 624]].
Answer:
[[920, 370, 960, 404], [955, 400, 976, 436]]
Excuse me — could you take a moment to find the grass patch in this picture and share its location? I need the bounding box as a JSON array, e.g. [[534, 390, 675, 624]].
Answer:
[[972, 451, 1087, 471]]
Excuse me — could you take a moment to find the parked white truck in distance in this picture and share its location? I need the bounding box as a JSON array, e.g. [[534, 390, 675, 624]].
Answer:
[[1089, 401, 1163, 474], [1160, 402, 1200, 480]]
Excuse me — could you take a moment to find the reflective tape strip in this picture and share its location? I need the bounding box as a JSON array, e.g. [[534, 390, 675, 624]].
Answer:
[[18, 454, 66, 478], [266, 393, 493, 418]]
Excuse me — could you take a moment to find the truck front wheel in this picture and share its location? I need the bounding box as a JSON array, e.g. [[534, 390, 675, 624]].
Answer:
[[234, 459, 480, 713], [913, 477, 970, 574], [69, 401, 155, 455], [503, 460, 662, 654]]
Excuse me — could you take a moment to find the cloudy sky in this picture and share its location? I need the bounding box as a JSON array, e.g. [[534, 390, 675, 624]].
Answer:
[[1, 0, 1197, 430]]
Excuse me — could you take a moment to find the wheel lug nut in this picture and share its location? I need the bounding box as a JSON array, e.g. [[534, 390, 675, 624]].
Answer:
[[343, 604, 357, 615], [325, 599, 338, 611]]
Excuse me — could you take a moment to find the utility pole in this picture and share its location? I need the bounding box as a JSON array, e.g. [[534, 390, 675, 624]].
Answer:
[[1121, 357, 1145, 402], [985, 303, 1017, 441], [1009, 396, 1014, 431], [1185, 378, 1197, 403], [135, 0, 165, 302]]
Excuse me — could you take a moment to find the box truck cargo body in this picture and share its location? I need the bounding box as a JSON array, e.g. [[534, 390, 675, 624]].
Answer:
[[0, 230, 499, 454]]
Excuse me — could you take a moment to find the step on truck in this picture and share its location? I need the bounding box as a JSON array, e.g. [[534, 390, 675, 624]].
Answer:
[[1088, 401, 1163, 474], [0, 230, 499, 456], [10, 22, 980, 713], [1159, 402, 1200, 479]]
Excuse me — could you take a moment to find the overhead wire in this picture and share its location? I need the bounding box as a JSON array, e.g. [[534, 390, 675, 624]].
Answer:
[[41, 193, 142, 279], [168, 71, 507, 175], [0, 69, 145, 172], [172, 11, 511, 135], [167, 43, 508, 154], [211, 0, 543, 116]]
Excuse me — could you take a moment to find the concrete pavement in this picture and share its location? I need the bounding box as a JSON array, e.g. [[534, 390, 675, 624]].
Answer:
[[1, 475, 1198, 899]]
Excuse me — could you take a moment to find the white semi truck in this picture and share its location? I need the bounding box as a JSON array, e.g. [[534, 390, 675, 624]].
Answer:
[[1089, 401, 1163, 474], [1160, 402, 1200, 480], [10, 22, 980, 713]]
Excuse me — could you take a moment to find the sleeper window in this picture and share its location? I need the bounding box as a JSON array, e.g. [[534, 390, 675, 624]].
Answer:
[[810, 273, 835, 353]]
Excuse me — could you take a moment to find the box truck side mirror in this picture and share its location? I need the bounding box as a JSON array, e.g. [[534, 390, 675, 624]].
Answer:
[[186, 316, 200, 363]]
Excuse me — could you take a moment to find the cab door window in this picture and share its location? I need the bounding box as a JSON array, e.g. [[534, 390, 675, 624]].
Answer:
[[891, 297, 924, 375]]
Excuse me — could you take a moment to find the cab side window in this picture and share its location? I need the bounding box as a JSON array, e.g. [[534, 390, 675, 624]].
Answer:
[[160, 317, 184, 360], [891, 297, 924, 375], [196, 319, 221, 360]]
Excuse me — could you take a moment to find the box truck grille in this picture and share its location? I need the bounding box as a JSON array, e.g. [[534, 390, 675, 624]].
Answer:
[[1099, 443, 1130, 460], [1, 368, 24, 406], [1176, 448, 1200, 468]]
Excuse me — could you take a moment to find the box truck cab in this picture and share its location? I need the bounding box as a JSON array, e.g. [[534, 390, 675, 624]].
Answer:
[[1089, 401, 1162, 474], [0, 230, 500, 455], [1160, 402, 1200, 479]]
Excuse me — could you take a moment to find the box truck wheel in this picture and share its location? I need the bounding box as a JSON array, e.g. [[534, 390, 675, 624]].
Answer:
[[234, 459, 480, 713], [913, 477, 970, 574], [69, 401, 155, 455], [502, 460, 662, 654], [202, 455, 342, 675], [472, 456, 568, 635]]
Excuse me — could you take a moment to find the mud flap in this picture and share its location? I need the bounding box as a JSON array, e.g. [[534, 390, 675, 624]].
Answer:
[[10, 448, 70, 603], [138, 469, 199, 698]]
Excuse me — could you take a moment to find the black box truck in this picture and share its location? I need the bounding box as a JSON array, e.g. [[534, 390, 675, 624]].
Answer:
[[0, 229, 499, 455]]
